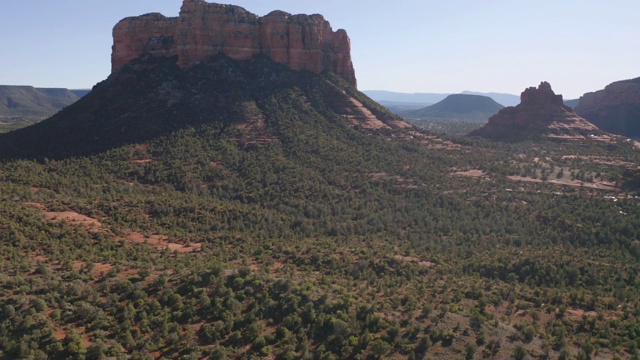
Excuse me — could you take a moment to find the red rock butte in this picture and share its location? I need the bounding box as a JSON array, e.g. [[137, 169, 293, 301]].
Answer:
[[111, 0, 357, 87], [470, 82, 603, 140]]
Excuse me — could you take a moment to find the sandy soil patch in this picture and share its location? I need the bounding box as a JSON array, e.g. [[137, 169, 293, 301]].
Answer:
[[393, 255, 435, 268], [131, 159, 153, 164], [25, 202, 103, 232], [33, 254, 49, 262], [72, 261, 114, 276], [452, 169, 488, 178], [122, 231, 201, 253], [270, 261, 284, 273], [367, 172, 389, 179], [565, 308, 598, 319], [507, 176, 618, 191], [54, 328, 66, 341]]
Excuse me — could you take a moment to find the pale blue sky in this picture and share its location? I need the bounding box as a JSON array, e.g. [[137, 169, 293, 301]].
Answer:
[[1, 0, 638, 98]]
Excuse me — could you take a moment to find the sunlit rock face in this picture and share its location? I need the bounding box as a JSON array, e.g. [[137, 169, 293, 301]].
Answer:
[[112, 0, 357, 87]]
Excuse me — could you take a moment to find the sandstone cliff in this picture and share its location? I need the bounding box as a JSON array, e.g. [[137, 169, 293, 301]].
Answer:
[[112, 0, 356, 87], [574, 77, 640, 137], [470, 82, 604, 141]]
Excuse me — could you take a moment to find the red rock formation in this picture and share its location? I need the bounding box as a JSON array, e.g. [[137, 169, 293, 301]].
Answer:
[[470, 82, 604, 141], [576, 78, 640, 113], [574, 77, 640, 137], [112, 0, 357, 87], [111, 13, 179, 73]]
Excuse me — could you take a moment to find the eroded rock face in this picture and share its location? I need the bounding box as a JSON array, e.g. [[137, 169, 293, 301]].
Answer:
[[112, 0, 357, 87], [111, 13, 179, 73], [574, 77, 640, 137], [470, 82, 603, 141]]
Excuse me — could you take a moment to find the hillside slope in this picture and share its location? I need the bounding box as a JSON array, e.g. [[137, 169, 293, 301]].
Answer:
[[0, 55, 409, 160], [0, 85, 79, 121]]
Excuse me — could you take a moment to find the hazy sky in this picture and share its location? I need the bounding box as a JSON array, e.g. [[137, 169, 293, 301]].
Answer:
[[1, 0, 638, 98]]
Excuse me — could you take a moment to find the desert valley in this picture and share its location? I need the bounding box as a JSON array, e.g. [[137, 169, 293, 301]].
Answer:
[[1, 1, 640, 359]]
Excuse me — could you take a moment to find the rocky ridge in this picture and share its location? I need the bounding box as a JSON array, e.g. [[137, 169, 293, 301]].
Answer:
[[112, 0, 356, 87], [470, 82, 605, 141], [574, 77, 640, 137]]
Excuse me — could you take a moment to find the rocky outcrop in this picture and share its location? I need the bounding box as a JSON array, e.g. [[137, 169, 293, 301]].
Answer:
[[112, 0, 356, 87], [470, 82, 604, 141], [574, 77, 640, 137]]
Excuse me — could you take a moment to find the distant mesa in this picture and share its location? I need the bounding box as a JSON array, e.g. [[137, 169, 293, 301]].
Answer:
[[470, 82, 606, 141], [460, 91, 520, 107], [363, 90, 520, 108], [112, 0, 356, 87], [574, 77, 640, 138], [71, 89, 92, 98], [400, 94, 504, 122]]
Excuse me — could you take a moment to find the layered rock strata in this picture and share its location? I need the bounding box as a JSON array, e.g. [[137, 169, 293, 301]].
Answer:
[[112, 0, 357, 87]]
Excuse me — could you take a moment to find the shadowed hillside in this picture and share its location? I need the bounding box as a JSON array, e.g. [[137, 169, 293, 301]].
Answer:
[[0, 55, 407, 160], [575, 77, 640, 138]]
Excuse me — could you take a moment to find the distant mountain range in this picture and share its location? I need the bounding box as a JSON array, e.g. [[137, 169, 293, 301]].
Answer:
[[0, 85, 90, 122]]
